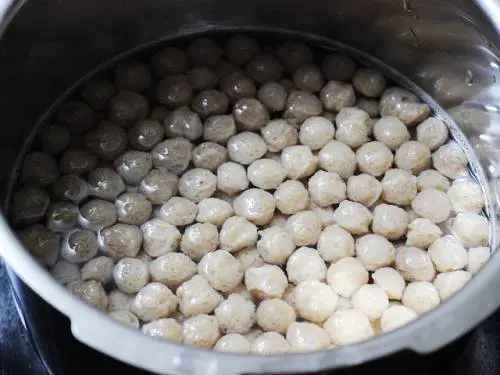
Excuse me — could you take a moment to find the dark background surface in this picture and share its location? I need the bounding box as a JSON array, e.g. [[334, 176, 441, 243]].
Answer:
[[1, 257, 500, 375]]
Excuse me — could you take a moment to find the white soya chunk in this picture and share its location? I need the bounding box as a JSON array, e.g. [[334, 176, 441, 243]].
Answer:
[[332, 200, 372, 235], [247, 158, 287, 189], [299, 116, 335, 150], [293, 279, 338, 324], [447, 179, 484, 213], [286, 247, 327, 285], [198, 250, 243, 292], [411, 188, 451, 224], [285, 211, 322, 246], [68, 280, 108, 311], [355, 234, 396, 271], [317, 224, 355, 262], [217, 162, 249, 196], [142, 318, 183, 342], [140, 218, 181, 257], [176, 275, 223, 317], [196, 198, 233, 226], [432, 142, 468, 179], [286, 322, 331, 352], [256, 298, 296, 333], [381, 168, 418, 206], [380, 305, 417, 332], [245, 264, 288, 299], [323, 309, 374, 346], [233, 188, 276, 226], [227, 131, 267, 165], [180, 222, 219, 261], [130, 282, 178, 322], [467, 246, 490, 274], [401, 281, 440, 315], [433, 270, 472, 300], [395, 247, 436, 282], [308, 171, 346, 207], [274, 180, 309, 215], [182, 314, 221, 348], [372, 204, 409, 241], [214, 333, 251, 353], [356, 141, 394, 177], [327, 257, 369, 298], [451, 213, 489, 248], [347, 174, 382, 208], [160, 197, 198, 226], [219, 216, 258, 252], [318, 140, 357, 179], [351, 284, 389, 320], [281, 145, 318, 180], [113, 258, 149, 294], [260, 119, 298, 152], [428, 236, 468, 272], [150, 253, 197, 289], [335, 107, 370, 149], [257, 226, 295, 265], [395, 141, 431, 175], [417, 169, 450, 192], [416, 117, 449, 151], [251, 332, 291, 354], [372, 267, 406, 300], [406, 218, 443, 248], [373, 116, 410, 150], [214, 294, 256, 334]]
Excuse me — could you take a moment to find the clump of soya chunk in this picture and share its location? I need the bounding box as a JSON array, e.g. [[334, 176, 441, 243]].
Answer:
[[14, 35, 490, 353]]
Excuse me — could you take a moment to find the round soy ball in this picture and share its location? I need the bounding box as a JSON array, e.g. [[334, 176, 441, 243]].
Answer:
[[434, 270, 472, 300], [372, 203, 409, 240], [178, 168, 217, 203], [283, 90, 323, 123], [373, 116, 410, 150], [319, 81, 356, 112], [372, 267, 406, 300], [140, 218, 181, 257], [61, 229, 98, 264], [138, 169, 178, 204], [87, 168, 125, 201], [308, 171, 346, 207], [128, 118, 165, 151], [260, 119, 298, 152], [417, 170, 450, 192], [191, 89, 229, 118], [299, 116, 335, 151], [233, 98, 269, 131], [286, 246, 326, 284], [81, 80, 116, 110], [97, 223, 143, 259], [151, 47, 188, 76], [198, 250, 244, 293], [293, 63, 324, 92], [317, 224, 355, 262], [164, 107, 202, 141], [58, 149, 97, 175], [203, 115, 237, 145], [245, 53, 283, 84], [114, 60, 151, 91], [11, 187, 50, 226], [293, 279, 338, 324], [180, 222, 219, 261], [356, 234, 396, 271], [78, 199, 117, 231], [115, 192, 152, 225], [428, 236, 468, 272], [192, 142, 228, 172], [215, 334, 251, 353], [381, 169, 418, 205], [108, 91, 149, 127], [19, 225, 60, 266], [151, 137, 193, 176], [150, 252, 197, 289], [69, 280, 108, 311], [196, 198, 233, 226], [351, 284, 389, 320], [321, 53, 356, 82], [247, 159, 287, 190], [220, 72, 257, 102], [214, 293, 255, 334], [113, 258, 149, 294], [318, 140, 357, 179], [324, 309, 374, 346], [276, 41, 313, 72], [217, 162, 249, 196], [285, 211, 322, 247], [467, 246, 491, 274], [395, 247, 436, 282], [447, 179, 484, 213], [114, 150, 152, 185], [46, 202, 79, 232], [256, 299, 296, 333], [347, 174, 382, 207], [353, 68, 387, 98], [225, 35, 260, 66], [142, 318, 183, 342], [432, 142, 468, 179], [416, 117, 449, 151], [381, 305, 417, 332], [227, 131, 267, 165], [451, 213, 489, 248], [257, 226, 295, 265], [274, 180, 309, 215], [281, 145, 318, 180], [131, 282, 178, 322], [84, 121, 127, 160], [219, 216, 258, 252], [156, 75, 193, 109], [40, 124, 70, 155], [395, 141, 431, 175], [51, 260, 81, 285], [332, 200, 372, 235], [160, 197, 198, 226], [245, 265, 288, 299], [176, 275, 223, 317], [406, 218, 443, 248], [57, 100, 95, 133], [402, 281, 440, 314], [257, 82, 287, 112], [186, 37, 222, 67], [356, 141, 394, 177], [335, 107, 370, 149], [81, 256, 114, 284]]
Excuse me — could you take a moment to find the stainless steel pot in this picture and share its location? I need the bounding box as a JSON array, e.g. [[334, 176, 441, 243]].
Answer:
[[0, 1, 500, 374]]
